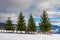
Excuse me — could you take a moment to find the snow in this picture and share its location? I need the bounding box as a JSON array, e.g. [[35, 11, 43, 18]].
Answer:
[[0, 33, 60, 40]]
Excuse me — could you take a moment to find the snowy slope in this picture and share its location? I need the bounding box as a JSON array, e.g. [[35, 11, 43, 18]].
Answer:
[[0, 33, 60, 40]]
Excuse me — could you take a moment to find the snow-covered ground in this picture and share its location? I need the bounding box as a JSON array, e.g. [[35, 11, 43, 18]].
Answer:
[[0, 33, 60, 40]]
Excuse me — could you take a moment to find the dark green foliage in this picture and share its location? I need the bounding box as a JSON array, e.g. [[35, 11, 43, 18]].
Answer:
[[17, 11, 26, 32], [27, 14, 36, 32], [40, 10, 51, 34], [5, 17, 14, 31], [6, 17, 12, 26], [5, 26, 14, 31]]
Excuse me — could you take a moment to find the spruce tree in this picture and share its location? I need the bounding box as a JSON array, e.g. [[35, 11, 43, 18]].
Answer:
[[40, 10, 51, 34], [17, 11, 26, 33], [5, 17, 14, 31], [27, 14, 36, 33]]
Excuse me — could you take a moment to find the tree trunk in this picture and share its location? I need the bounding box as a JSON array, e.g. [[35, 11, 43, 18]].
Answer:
[[12, 30, 14, 33], [1, 30, 2, 32], [20, 31, 22, 34], [25, 31, 27, 34], [16, 31, 18, 33], [46, 32, 47, 34]]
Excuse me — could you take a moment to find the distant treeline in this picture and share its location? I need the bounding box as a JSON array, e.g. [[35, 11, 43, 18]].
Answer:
[[0, 10, 52, 34]]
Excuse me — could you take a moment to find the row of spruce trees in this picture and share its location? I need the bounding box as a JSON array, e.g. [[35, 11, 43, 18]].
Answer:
[[4, 10, 52, 34]]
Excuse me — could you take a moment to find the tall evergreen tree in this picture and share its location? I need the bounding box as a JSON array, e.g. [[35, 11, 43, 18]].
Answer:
[[40, 10, 51, 34], [5, 17, 14, 31], [27, 14, 36, 33], [17, 11, 26, 33]]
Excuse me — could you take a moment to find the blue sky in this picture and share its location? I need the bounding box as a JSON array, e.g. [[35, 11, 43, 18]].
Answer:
[[0, 0, 60, 26]]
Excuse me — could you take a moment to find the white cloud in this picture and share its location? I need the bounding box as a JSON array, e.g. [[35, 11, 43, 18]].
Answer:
[[12, 0, 34, 11], [0, 13, 17, 24], [37, 0, 60, 10], [47, 11, 60, 18], [0, 0, 60, 25]]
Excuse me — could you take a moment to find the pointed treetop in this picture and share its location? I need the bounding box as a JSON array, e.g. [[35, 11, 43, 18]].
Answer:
[[19, 11, 23, 16], [30, 13, 32, 16], [8, 17, 11, 20], [43, 9, 46, 12]]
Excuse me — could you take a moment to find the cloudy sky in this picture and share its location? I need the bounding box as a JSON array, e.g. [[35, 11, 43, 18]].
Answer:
[[0, 0, 60, 26]]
